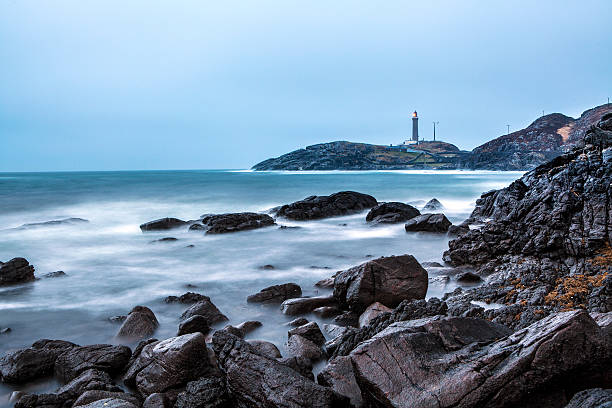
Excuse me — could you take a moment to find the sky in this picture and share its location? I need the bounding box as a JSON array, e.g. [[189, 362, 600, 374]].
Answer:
[[0, 1, 611, 171]]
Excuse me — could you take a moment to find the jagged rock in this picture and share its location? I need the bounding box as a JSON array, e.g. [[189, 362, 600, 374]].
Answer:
[[116, 306, 159, 340], [0, 257, 35, 285], [124, 333, 212, 396], [448, 224, 470, 237], [277, 356, 314, 380], [358, 302, 392, 327], [246, 283, 302, 304], [313, 306, 342, 318], [421, 261, 444, 268], [564, 388, 612, 408], [317, 356, 364, 408], [200, 213, 275, 234], [174, 377, 230, 408], [164, 292, 208, 304], [235, 320, 262, 335], [177, 315, 210, 336], [333, 255, 428, 313], [74, 397, 139, 408], [212, 330, 348, 407], [286, 317, 309, 327], [0, 339, 76, 383], [365, 202, 420, 224], [140, 218, 187, 231], [456, 271, 482, 283], [180, 298, 228, 324], [314, 277, 334, 288], [404, 213, 452, 233], [288, 322, 325, 346], [14, 393, 66, 408], [43, 271, 66, 278], [287, 335, 324, 361], [142, 393, 172, 408], [55, 344, 131, 383], [274, 191, 377, 220], [248, 340, 281, 359], [423, 198, 444, 211], [56, 369, 121, 401], [280, 296, 337, 315], [332, 311, 360, 328], [74, 391, 141, 408]]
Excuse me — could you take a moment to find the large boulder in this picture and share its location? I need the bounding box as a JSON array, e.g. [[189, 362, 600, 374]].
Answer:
[[404, 213, 452, 233], [343, 310, 610, 408], [275, 191, 377, 220], [116, 306, 159, 340], [246, 283, 302, 304], [333, 255, 428, 313], [358, 302, 392, 327], [180, 298, 229, 325], [286, 335, 324, 362], [74, 391, 141, 407], [287, 322, 325, 346], [177, 315, 210, 336], [174, 377, 230, 408], [211, 330, 349, 407], [366, 202, 420, 224], [54, 344, 132, 383], [124, 333, 212, 396], [0, 339, 76, 383], [317, 356, 363, 408], [280, 296, 337, 315], [55, 369, 122, 402], [0, 257, 35, 285], [564, 388, 612, 408], [139, 218, 187, 231], [200, 213, 275, 234]]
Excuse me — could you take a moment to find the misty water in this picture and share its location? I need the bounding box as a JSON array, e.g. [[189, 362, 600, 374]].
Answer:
[[0, 169, 521, 399]]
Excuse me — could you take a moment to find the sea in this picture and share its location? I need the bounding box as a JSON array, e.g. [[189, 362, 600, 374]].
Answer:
[[0, 169, 522, 399]]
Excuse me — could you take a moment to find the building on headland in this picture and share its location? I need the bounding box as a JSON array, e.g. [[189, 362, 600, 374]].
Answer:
[[388, 110, 420, 151]]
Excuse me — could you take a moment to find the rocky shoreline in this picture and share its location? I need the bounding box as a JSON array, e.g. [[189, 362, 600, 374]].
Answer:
[[1, 116, 611, 407]]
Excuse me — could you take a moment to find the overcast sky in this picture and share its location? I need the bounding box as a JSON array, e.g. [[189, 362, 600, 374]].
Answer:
[[1, 0, 611, 171]]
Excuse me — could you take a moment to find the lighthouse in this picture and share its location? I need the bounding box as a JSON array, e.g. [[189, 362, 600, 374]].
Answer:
[[412, 111, 419, 142]]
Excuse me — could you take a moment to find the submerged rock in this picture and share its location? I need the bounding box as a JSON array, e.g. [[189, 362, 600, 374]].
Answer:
[[200, 213, 275, 234], [42, 271, 67, 278], [404, 213, 452, 233], [422, 198, 444, 211], [139, 218, 187, 231], [0, 257, 35, 285], [365, 202, 420, 224], [274, 191, 377, 220], [18, 218, 89, 229], [116, 306, 159, 340], [164, 292, 208, 304], [246, 283, 302, 304]]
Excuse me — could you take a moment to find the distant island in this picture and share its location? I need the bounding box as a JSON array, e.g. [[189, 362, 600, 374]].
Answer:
[[252, 104, 612, 171]]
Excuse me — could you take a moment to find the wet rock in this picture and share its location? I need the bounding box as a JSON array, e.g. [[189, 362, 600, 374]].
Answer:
[[116, 306, 159, 340], [258, 264, 275, 270], [287, 335, 324, 361], [246, 283, 302, 304], [333, 255, 428, 313], [14, 393, 65, 408], [200, 213, 275, 234], [365, 202, 420, 224], [317, 356, 364, 408], [174, 377, 230, 408], [280, 296, 337, 315], [248, 340, 282, 359], [150, 237, 178, 243], [448, 224, 470, 237], [456, 271, 482, 283], [108, 315, 126, 324], [55, 344, 132, 383], [56, 369, 121, 401], [0, 327, 11, 335], [358, 302, 392, 327], [75, 397, 139, 408], [323, 324, 348, 339], [43, 271, 66, 278], [274, 191, 377, 220], [18, 218, 89, 229], [286, 317, 309, 327], [212, 330, 347, 406], [404, 213, 452, 233], [164, 292, 208, 304], [142, 393, 172, 408], [0, 339, 76, 383], [314, 277, 334, 288], [140, 218, 187, 231], [180, 298, 228, 324], [313, 306, 342, 318], [423, 198, 444, 211], [0, 257, 35, 285], [235, 320, 262, 335], [332, 311, 359, 328], [421, 261, 444, 268], [288, 322, 325, 346], [177, 315, 210, 336], [124, 333, 212, 396], [189, 223, 205, 231], [74, 391, 141, 408], [277, 356, 314, 380], [565, 388, 612, 408]]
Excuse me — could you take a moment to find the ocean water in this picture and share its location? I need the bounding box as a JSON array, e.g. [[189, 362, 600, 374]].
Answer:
[[0, 169, 521, 399]]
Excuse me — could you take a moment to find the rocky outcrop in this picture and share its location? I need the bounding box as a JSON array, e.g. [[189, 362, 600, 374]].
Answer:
[[564, 388, 612, 408], [274, 191, 377, 220], [140, 218, 188, 231], [404, 213, 452, 233], [423, 198, 444, 211], [54, 344, 131, 383], [246, 283, 302, 304], [0, 339, 77, 383], [116, 306, 159, 340], [365, 202, 420, 224], [333, 255, 428, 313], [198, 213, 275, 234], [0, 257, 35, 285]]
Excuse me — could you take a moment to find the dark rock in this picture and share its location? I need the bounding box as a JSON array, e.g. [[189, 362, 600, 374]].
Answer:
[[274, 191, 377, 220], [164, 292, 208, 304], [221, 325, 245, 338], [140, 218, 187, 231], [200, 213, 275, 234], [565, 388, 612, 408], [421, 261, 444, 268], [14, 393, 65, 408], [333, 254, 428, 313], [286, 317, 309, 327], [317, 356, 364, 408], [404, 213, 452, 233], [279, 225, 301, 230], [277, 356, 314, 380], [189, 223, 206, 231], [43, 271, 66, 278], [1, 327, 11, 335], [142, 393, 172, 408], [423, 198, 444, 211], [280, 296, 337, 315], [312, 306, 342, 318], [150, 237, 178, 243], [246, 283, 302, 304], [235, 320, 262, 335], [448, 224, 470, 237], [116, 306, 159, 340], [258, 264, 275, 270], [0, 339, 76, 383], [54, 344, 131, 383], [366, 202, 420, 224], [358, 302, 392, 327], [74, 397, 139, 408], [287, 335, 324, 361], [74, 391, 141, 407], [314, 277, 334, 288], [0, 257, 35, 285], [248, 340, 281, 359], [212, 330, 347, 407], [18, 217, 89, 229], [332, 311, 359, 328], [180, 299, 228, 324], [56, 369, 121, 401], [288, 322, 325, 346], [107, 315, 126, 324], [174, 377, 230, 408], [124, 333, 212, 396], [456, 271, 482, 283], [177, 315, 210, 336]]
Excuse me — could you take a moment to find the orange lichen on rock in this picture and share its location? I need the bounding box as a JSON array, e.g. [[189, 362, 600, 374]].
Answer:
[[544, 272, 608, 311]]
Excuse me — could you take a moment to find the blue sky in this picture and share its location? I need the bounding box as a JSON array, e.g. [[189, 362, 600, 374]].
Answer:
[[1, 1, 611, 171]]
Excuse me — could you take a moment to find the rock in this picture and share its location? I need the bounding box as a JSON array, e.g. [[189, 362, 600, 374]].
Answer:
[[150, 237, 178, 243], [18, 217, 89, 229], [456, 271, 482, 283], [56, 369, 121, 401], [9, 391, 24, 403], [0, 339, 76, 383], [286, 317, 309, 327], [174, 377, 230, 408], [274, 191, 378, 220], [140, 218, 187, 231], [314, 277, 334, 288], [421, 261, 444, 268], [14, 393, 66, 408], [312, 306, 342, 318], [258, 264, 275, 270], [221, 325, 246, 338], [74, 397, 139, 408], [235, 320, 262, 335], [43, 271, 66, 278], [277, 356, 314, 380], [323, 324, 348, 339], [448, 224, 470, 237], [565, 388, 612, 408], [177, 315, 210, 336], [248, 340, 282, 359], [54, 344, 132, 383], [116, 306, 159, 340], [124, 333, 212, 396], [1, 327, 11, 335], [74, 391, 141, 408], [142, 393, 172, 408], [423, 198, 444, 211], [365, 202, 420, 224], [287, 335, 324, 361], [347, 310, 609, 407], [180, 298, 228, 324], [404, 213, 452, 233], [189, 223, 205, 231], [333, 255, 428, 313], [212, 330, 347, 407], [358, 302, 392, 327], [164, 292, 208, 304], [200, 213, 275, 234], [108, 315, 126, 324], [246, 283, 302, 304], [317, 356, 364, 408], [332, 311, 360, 328], [288, 322, 325, 346], [0, 257, 35, 285], [280, 296, 337, 315]]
